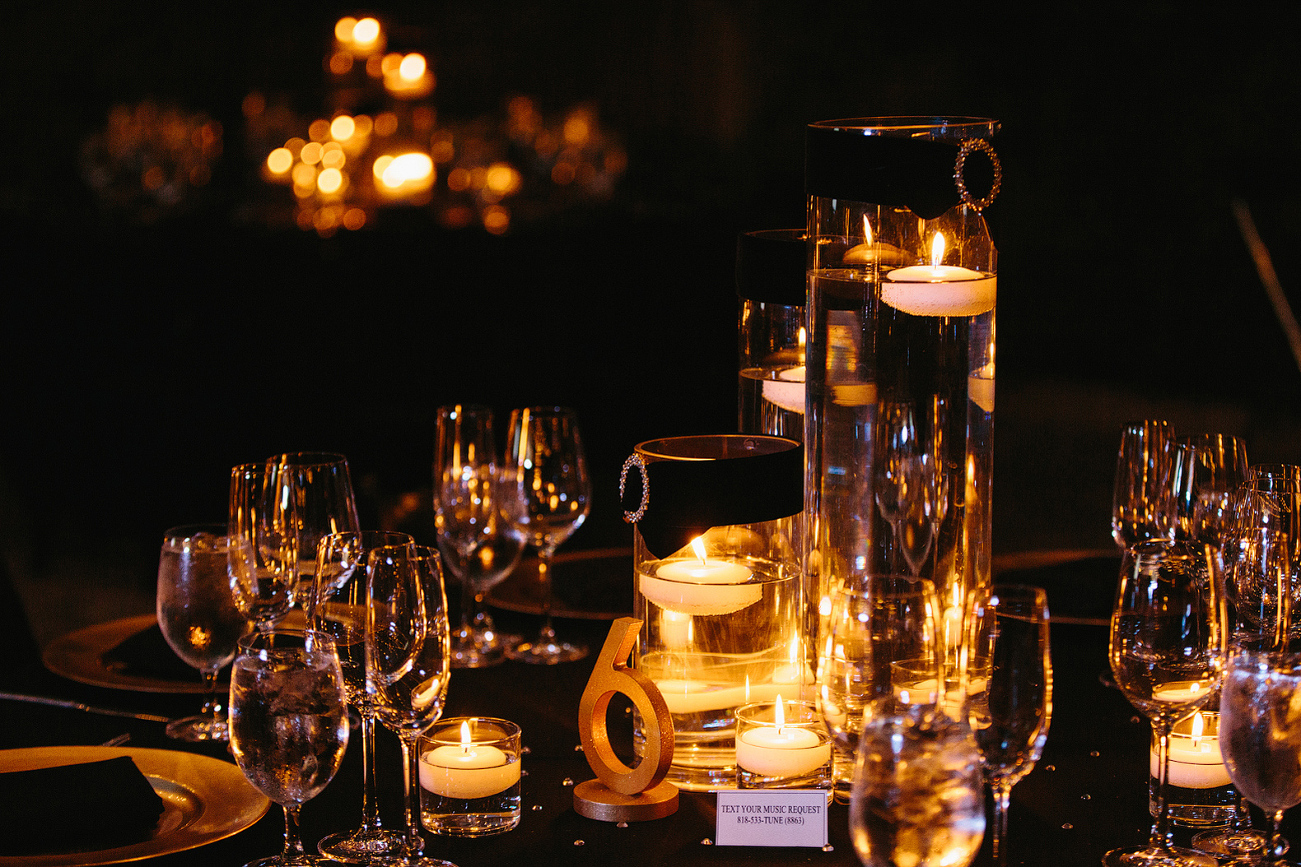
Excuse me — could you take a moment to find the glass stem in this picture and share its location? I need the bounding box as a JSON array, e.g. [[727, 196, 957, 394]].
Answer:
[[536, 549, 556, 645], [991, 780, 1012, 864], [359, 709, 382, 832], [1270, 810, 1286, 867], [1150, 722, 1175, 851], [282, 803, 307, 860], [400, 734, 425, 857]]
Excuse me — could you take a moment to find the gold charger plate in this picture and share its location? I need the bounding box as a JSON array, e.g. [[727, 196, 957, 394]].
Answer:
[[42, 615, 208, 694], [0, 746, 270, 866], [486, 547, 633, 620]]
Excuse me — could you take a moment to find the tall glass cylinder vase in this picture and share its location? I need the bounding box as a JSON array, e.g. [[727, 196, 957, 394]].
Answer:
[[737, 229, 807, 441], [621, 434, 805, 791], [805, 117, 1001, 664]]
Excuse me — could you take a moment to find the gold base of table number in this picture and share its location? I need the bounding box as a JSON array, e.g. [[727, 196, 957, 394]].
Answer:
[[574, 616, 678, 821]]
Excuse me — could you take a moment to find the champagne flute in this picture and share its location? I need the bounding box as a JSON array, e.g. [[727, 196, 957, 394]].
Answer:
[[156, 522, 253, 741], [230, 462, 296, 631], [265, 452, 361, 607], [367, 544, 455, 867], [308, 531, 414, 863], [433, 405, 526, 668], [229, 629, 350, 867], [1113, 420, 1176, 550], [1219, 648, 1301, 867], [817, 575, 940, 803], [501, 406, 592, 664], [1104, 539, 1224, 867], [966, 585, 1053, 864]]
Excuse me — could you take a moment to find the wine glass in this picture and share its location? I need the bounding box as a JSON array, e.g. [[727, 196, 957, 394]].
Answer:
[[1219, 647, 1301, 867], [307, 531, 414, 863], [367, 544, 454, 867], [817, 574, 940, 803], [1162, 434, 1249, 548], [156, 523, 253, 741], [1104, 539, 1224, 867], [433, 405, 526, 668], [230, 462, 297, 631], [265, 452, 362, 607], [1113, 420, 1176, 550], [229, 629, 350, 867], [966, 584, 1053, 864], [501, 406, 592, 664]]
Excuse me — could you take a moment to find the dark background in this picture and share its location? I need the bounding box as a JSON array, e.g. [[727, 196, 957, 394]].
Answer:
[[3, 1, 1300, 642]]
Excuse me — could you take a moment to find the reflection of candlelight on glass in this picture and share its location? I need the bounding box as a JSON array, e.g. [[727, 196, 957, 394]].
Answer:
[[1150, 711, 1230, 789], [640, 537, 759, 616], [735, 697, 831, 778], [335, 16, 384, 58], [845, 216, 907, 265], [374, 152, 435, 201], [884, 233, 996, 317], [383, 53, 434, 99], [420, 720, 519, 799]]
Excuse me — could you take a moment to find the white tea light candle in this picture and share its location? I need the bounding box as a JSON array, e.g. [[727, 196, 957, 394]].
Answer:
[[735, 698, 832, 782], [1150, 712, 1230, 790], [421, 720, 520, 800], [639, 537, 760, 616], [884, 233, 995, 317]]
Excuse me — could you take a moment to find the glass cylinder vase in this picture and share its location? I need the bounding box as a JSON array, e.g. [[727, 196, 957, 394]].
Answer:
[[804, 116, 1001, 663], [737, 228, 807, 441], [621, 434, 805, 791]]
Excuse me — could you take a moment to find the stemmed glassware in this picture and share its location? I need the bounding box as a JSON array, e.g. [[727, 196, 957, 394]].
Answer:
[[229, 629, 350, 867], [1113, 420, 1176, 550], [265, 452, 362, 607], [1104, 539, 1224, 867], [230, 463, 297, 631], [875, 403, 944, 576], [1161, 434, 1249, 548], [966, 584, 1053, 864], [307, 531, 414, 863], [434, 405, 526, 668], [1219, 648, 1301, 867], [501, 406, 592, 664], [156, 522, 253, 741], [367, 544, 454, 867], [817, 575, 940, 804]]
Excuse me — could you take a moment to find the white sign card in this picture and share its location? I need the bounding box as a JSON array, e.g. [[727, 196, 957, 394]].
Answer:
[[713, 789, 829, 848]]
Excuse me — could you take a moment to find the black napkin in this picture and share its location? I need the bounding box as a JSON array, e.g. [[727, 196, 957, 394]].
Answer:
[[0, 755, 165, 855], [101, 623, 201, 681]]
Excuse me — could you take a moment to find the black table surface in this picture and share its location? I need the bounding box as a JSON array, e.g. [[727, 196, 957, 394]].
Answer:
[[3, 552, 1295, 867]]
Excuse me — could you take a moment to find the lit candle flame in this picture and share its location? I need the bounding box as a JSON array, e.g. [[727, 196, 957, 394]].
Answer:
[[690, 536, 707, 563], [774, 694, 785, 735], [863, 215, 873, 245], [460, 720, 473, 754], [930, 232, 946, 268], [1191, 712, 1204, 747]]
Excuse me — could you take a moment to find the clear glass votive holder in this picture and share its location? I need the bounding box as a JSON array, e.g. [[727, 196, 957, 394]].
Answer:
[[889, 656, 990, 721], [1148, 711, 1236, 827], [735, 699, 832, 791], [420, 717, 522, 837]]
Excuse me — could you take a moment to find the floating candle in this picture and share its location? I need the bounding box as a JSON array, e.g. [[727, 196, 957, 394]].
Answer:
[[1150, 711, 1230, 789], [735, 697, 832, 778], [761, 367, 805, 415], [420, 721, 520, 800], [639, 538, 760, 616], [884, 233, 995, 317]]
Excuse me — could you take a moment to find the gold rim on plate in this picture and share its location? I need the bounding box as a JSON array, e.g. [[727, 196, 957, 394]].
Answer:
[[42, 615, 209, 694], [0, 746, 270, 866]]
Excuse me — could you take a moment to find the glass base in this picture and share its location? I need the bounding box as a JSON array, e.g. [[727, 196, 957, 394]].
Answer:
[[1192, 828, 1286, 861], [506, 638, 587, 665], [450, 631, 516, 669], [1102, 844, 1219, 867], [165, 713, 228, 742], [316, 828, 407, 863]]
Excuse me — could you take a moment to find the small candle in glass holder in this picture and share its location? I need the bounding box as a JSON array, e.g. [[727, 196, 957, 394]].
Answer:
[[1148, 710, 1236, 828], [420, 717, 522, 837], [735, 697, 831, 791]]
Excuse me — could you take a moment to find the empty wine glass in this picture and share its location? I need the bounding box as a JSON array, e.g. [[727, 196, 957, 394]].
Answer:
[[156, 523, 253, 741], [230, 462, 296, 631], [308, 531, 414, 863], [966, 585, 1052, 864], [1162, 434, 1249, 548], [229, 629, 350, 867], [501, 406, 592, 664], [1104, 539, 1224, 867], [367, 544, 454, 867], [434, 405, 526, 668], [265, 452, 361, 607], [1113, 420, 1176, 550], [817, 575, 940, 803]]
